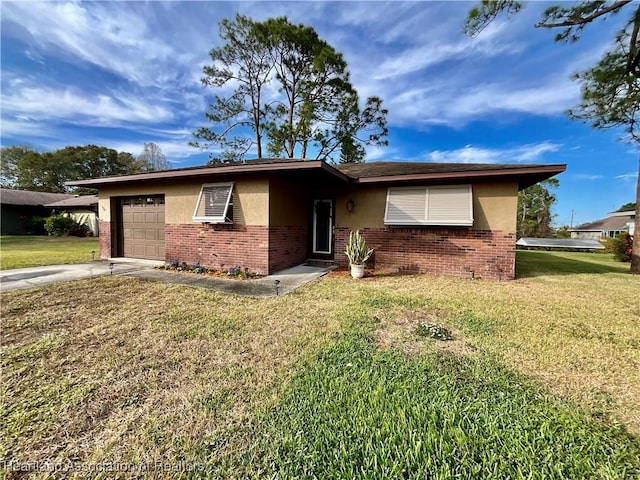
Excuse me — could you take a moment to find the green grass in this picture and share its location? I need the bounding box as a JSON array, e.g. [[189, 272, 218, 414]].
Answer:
[[0, 235, 99, 270], [516, 250, 629, 277], [1, 250, 639, 478], [238, 336, 639, 479]]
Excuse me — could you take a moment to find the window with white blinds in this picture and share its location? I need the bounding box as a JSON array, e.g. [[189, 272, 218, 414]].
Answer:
[[384, 185, 473, 226], [193, 183, 234, 223]]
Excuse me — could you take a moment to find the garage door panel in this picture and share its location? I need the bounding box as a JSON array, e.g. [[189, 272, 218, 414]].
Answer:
[[120, 196, 165, 260], [145, 230, 158, 241], [145, 212, 159, 223]]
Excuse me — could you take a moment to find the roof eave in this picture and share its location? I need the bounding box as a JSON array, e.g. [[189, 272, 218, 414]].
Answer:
[[353, 165, 566, 188], [66, 160, 349, 187]]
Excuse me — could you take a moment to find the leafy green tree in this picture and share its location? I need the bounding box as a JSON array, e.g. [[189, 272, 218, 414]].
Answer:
[[554, 225, 571, 238], [0, 145, 37, 188], [616, 202, 636, 211], [15, 150, 72, 193], [193, 15, 388, 163], [517, 178, 559, 238], [2, 144, 143, 193], [466, 0, 640, 273]]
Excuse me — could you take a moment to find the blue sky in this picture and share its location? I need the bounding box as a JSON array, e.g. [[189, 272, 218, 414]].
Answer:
[[1, 1, 638, 227]]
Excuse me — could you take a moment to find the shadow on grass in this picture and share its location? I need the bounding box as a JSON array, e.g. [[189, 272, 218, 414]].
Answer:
[[516, 250, 629, 278]]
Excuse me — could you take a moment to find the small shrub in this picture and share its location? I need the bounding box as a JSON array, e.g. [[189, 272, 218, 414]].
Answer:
[[70, 223, 91, 237], [22, 216, 47, 235], [44, 215, 80, 236], [414, 322, 453, 341], [611, 233, 633, 262]]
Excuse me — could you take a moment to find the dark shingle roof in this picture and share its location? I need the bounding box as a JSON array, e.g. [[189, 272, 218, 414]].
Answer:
[[571, 215, 633, 232], [67, 159, 565, 190], [44, 195, 98, 208], [0, 188, 73, 206], [336, 162, 551, 177]]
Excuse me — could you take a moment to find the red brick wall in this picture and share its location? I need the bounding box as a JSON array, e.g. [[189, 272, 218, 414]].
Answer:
[[334, 227, 515, 280], [101, 218, 516, 279], [99, 221, 112, 259], [165, 224, 270, 275], [102, 219, 309, 274], [269, 225, 308, 272]]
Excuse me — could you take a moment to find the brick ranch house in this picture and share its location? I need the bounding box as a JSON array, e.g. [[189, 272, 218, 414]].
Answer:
[[67, 159, 565, 280]]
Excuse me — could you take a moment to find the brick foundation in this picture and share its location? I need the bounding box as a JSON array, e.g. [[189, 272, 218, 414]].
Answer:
[[164, 224, 270, 275], [101, 221, 309, 275], [335, 227, 515, 280], [100, 221, 516, 279], [99, 221, 112, 259]]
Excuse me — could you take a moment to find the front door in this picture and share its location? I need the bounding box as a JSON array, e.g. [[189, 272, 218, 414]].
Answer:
[[312, 199, 333, 255]]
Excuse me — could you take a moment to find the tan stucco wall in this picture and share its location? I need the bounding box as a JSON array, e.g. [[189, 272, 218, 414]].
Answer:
[[334, 182, 518, 231], [473, 182, 517, 231], [97, 178, 517, 231], [335, 186, 387, 230], [97, 179, 269, 226], [268, 177, 308, 227]]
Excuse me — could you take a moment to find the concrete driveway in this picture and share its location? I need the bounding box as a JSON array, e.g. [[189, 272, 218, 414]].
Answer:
[[0, 261, 334, 296], [0, 259, 159, 293]]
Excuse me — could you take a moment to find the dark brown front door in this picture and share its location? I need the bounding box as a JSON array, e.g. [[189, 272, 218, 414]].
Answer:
[[121, 196, 165, 260]]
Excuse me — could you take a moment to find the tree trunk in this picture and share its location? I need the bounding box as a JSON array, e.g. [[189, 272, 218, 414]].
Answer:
[[630, 156, 640, 274]]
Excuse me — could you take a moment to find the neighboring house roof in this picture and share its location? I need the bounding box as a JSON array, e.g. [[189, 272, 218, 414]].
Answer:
[[0, 188, 73, 206], [67, 158, 566, 190], [44, 195, 98, 208], [571, 213, 633, 232]]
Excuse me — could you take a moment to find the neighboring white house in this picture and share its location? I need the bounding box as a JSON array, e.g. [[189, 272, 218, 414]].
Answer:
[[45, 195, 99, 236], [570, 210, 635, 240]]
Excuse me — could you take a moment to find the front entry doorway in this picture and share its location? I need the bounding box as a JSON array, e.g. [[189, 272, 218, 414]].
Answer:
[[312, 199, 333, 256]]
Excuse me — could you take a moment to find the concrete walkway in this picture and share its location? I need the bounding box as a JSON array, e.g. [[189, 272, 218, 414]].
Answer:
[[0, 260, 334, 296], [122, 264, 335, 297]]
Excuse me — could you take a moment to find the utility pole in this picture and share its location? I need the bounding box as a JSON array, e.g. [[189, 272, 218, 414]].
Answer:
[[570, 209, 575, 228]]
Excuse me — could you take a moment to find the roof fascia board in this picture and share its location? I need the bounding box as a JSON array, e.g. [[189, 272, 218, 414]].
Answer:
[[66, 160, 347, 187], [353, 165, 566, 184]]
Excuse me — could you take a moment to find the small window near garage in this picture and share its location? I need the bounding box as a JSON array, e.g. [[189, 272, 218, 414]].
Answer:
[[384, 185, 473, 226], [193, 183, 234, 223]]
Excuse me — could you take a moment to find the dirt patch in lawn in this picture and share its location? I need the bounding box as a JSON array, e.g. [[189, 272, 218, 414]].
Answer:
[[373, 309, 479, 358]]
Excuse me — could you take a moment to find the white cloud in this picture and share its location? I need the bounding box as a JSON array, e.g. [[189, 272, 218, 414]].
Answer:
[[616, 172, 639, 182], [572, 174, 604, 181], [384, 74, 580, 128], [1, 1, 204, 90], [364, 144, 401, 162], [425, 142, 562, 164], [1, 83, 173, 125], [374, 22, 523, 81]]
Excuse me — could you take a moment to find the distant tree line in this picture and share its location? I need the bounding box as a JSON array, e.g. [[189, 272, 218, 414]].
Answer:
[[0, 143, 169, 193]]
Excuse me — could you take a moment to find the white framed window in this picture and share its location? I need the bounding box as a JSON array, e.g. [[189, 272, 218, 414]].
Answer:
[[193, 183, 234, 223], [384, 185, 473, 226]]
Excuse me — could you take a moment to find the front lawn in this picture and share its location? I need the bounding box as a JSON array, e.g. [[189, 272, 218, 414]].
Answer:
[[0, 235, 99, 270], [1, 251, 639, 478]]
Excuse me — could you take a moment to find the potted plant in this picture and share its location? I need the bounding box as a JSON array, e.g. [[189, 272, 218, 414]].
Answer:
[[345, 229, 373, 279]]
